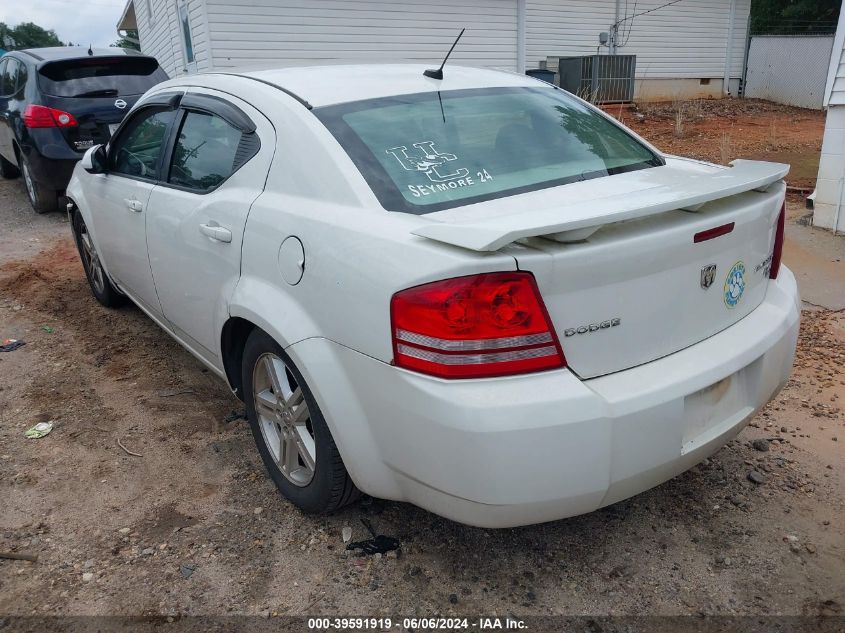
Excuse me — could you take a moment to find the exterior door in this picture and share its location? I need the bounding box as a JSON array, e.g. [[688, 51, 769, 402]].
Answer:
[[145, 91, 273, 361], [92, 105, 177, 315]]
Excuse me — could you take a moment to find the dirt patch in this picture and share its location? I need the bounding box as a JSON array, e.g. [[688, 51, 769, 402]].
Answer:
[[609, 98, 825, 188]]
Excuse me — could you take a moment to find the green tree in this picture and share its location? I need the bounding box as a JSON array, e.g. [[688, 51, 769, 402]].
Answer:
[[112, 30, 141, 51], [751, 0, 841, 34], [0, 21, 63, 49]]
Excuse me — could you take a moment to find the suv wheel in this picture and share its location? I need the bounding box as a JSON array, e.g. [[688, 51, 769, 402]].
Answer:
[[0, 153, 20, 179], [242, 329, 359, 514], [21, 155, 58, 214], [71, 211, 125, 307]]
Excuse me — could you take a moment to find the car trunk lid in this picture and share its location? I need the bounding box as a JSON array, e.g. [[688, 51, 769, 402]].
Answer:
[[410, 157, 788, 378]]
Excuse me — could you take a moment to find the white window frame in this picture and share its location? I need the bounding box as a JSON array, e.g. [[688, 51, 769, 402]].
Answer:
[[177, 0, 197, 73]]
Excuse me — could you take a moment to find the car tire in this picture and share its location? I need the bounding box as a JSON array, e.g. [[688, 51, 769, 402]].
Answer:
[[242, 329, 359, 514], [0, 153, 20, 179], [71, 210, 125, 308], [21, 155, 58, 214]]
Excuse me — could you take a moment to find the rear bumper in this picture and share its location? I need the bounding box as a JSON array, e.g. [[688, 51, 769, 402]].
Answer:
[[288, 267, 800, 528], [22, 130, 81, 191]]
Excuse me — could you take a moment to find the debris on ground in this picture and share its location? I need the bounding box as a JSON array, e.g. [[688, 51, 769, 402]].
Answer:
[[346, 518, 400, 556], [0, 551, 38, 562], [116, 437, 142, 457], [24, 421, 53, 439], [752, 438, 770, 452], [0, 338, 25, 352], [747, 470, 768, 485], [342, 526, 352, 543], [156, 388, 196, 398], [223, 410, 246, 424]]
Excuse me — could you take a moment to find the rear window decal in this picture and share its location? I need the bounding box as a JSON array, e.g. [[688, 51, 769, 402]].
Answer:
[[387, 141, 486, 199], [386, 141, 471, 184]]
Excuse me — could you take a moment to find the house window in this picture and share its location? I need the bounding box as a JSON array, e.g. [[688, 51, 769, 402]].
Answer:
[[178, 1, 194, 64]]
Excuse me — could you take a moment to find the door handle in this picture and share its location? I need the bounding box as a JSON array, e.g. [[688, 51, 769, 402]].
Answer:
[[199, 222, 232, 243], [124, 199, 143, 212]]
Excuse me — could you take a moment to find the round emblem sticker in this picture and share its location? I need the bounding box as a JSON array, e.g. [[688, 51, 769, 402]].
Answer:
[[724, 261, 746, 308]]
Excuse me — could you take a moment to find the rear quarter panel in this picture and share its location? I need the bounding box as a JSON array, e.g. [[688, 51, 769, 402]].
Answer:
[[230, 101, 518, 360]]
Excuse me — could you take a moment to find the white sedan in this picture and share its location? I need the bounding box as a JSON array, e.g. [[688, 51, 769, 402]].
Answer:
[[66, 65, 800, 528]]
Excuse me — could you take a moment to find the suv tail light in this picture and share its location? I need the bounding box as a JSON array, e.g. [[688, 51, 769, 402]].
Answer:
[[390, 272, 566, 379], [770, 201, 785, 279], [23, 104, 78, 128]]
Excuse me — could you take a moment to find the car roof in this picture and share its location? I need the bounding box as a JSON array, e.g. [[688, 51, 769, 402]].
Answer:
[[237, 64, 546, 108], [17, 46, 146, 62]]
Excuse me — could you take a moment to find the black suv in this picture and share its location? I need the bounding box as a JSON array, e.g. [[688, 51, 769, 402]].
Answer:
[[0, 47, 168, 213]]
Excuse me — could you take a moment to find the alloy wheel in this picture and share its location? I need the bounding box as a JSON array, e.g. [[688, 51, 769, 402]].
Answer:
[[253, 353, 316, 486], [22, 162, 36, 205], [78, 223, 106, 295]]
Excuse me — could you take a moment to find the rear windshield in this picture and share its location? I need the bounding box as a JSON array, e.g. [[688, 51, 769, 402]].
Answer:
[[38, 57, 168, 98], [316, 87, 663, 214]]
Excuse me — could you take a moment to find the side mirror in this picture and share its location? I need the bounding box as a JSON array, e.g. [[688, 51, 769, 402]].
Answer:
[[81, 144, 107, 174]]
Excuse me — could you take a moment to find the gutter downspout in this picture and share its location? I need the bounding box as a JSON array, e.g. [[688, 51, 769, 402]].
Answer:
[[724, 0, 738, 95], [517, 0, 526, 73]]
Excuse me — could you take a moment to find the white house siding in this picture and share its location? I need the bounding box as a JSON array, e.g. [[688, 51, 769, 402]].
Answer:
[[828, 42, 845, 105], [813, 107, 845, 232], [814, 10, 845, 233], [137, 0, 212, 77], [205, 0, 518, 71], [526, 0, 750, 95]]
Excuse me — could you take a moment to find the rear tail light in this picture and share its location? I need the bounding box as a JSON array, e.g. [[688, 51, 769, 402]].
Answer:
[[23, 104, 78, 129], [390, 272, 566, 379], [769, 201, 785, 279]]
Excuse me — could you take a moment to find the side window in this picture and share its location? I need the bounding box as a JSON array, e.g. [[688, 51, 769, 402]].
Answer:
[[0, 59, 16, 96], [168, 110, 244, 191], [12, 61, 27, 95], [109, 107, 176, 179], [178, 1, 195, 64]]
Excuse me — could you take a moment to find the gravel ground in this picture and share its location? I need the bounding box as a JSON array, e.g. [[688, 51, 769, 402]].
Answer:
[[0, 105, 843, 623]]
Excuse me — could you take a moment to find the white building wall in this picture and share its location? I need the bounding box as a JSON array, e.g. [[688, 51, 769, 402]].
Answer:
[[134, 0, 750, 99], [814, 9, 845, 233], [526, 0, 750, 86], [137, 0, 212, 77], [204, 0, 518, 71], [813, 106, 845, 233], [828, 40, 845, 105]]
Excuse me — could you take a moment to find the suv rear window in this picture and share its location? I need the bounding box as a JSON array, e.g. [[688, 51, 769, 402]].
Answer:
[[316, 87, 663, 214], [38, 57, 168, 98]]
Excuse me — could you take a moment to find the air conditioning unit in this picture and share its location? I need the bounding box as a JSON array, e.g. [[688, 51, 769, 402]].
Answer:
[[558, 55, 636, 104]]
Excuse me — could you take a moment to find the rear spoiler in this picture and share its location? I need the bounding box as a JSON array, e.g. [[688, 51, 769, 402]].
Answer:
[[410, 159, 789, 252]]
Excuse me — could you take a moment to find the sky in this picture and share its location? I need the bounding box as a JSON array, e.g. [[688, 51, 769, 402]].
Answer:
[[0, 0, 128, 48]]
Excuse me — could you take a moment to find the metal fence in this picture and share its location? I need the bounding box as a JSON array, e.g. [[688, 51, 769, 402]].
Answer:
[[744, 35, 835, 109]]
